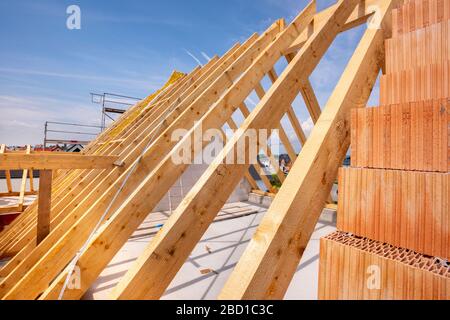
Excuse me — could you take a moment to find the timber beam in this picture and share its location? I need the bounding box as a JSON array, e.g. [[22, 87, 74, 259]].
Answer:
[[219, 0, 396, 300], [284, 0, 383, 55], [109, 0, 358, 300], [0, 154, 120, 170]]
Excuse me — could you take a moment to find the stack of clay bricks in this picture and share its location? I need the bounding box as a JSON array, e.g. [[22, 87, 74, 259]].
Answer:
[[319, 0, 450, 300]]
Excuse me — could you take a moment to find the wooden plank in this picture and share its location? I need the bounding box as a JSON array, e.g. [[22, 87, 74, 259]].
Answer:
[[267, 68, 307, 144], [106, 0, 360, 300], [237, 103, 286, 184], [0, 154, 120, 170], [34, 2, 318, 301], [0, 42, 245, 272], [300, 80, 322, 123], [0, 64, 206, 266], [0, 192, 36, 197], [251, 189, 277, 198], [253, 83, 298, 162], [0, 205, 23, 215], [4, 170, 13, 194], [36, 170, 52, 244], [225, 118, 274, 192], [0, 145, 12, 193], [0, 67, 196, 252], [1, 21, 285, 299], [219, 0, 393, 299], [17, 145, 31, 212], [284, 0, 386, 55]]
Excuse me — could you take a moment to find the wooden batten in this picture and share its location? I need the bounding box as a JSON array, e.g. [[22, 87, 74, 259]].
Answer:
[[319, 231, 450, 300], [0, 0, 418, 301]]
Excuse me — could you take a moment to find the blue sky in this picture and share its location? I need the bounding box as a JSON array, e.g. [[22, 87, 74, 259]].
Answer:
[[0, 0, 380, 147]]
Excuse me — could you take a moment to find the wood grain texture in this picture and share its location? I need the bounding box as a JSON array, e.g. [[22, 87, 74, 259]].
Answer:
[[351, 99, 449, 172], [218, 0, 393, 300], [36, 170, 52, 244], [319, 231, 450, 300]]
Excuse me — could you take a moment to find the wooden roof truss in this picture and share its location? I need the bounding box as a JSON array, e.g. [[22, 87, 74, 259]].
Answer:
[[0, 0, 399, 300]]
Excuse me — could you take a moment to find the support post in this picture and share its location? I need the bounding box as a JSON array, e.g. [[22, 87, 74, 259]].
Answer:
[[37, 170, 52, 244], [17, 145, 31, 211]]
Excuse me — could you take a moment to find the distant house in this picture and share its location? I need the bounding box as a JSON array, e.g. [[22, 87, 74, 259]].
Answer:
[[33, 145, 64, 152], [65, 144, 84, 153], [278, 154, 292, 174]]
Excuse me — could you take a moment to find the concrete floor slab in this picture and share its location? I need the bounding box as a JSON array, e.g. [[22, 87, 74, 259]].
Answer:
[[85, 202, 336, 300]]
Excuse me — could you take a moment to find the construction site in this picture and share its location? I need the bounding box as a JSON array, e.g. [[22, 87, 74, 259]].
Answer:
[[0, 0, 449, 302]]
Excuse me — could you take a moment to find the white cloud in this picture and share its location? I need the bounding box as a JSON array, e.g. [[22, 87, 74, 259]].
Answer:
[[201, 52, 211, 62], [184, 49, 203, 66], [301, 117, 314, 136]]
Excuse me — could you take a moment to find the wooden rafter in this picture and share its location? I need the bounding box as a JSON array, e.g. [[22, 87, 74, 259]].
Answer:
[[0, 60, 218, 276], [284, 0, 385, 55], [237, 102, 286, 184], [0, 21, 285, 299], [108, 0, 357, 300], [219, 0, 396, 299], [0, 54, 221, 258], [0, 0, 400, 301], [0, 154, 120, 170], [36, 170, 52, 244], [0, 56, 225, 276], [32, 7, 315, 301]]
